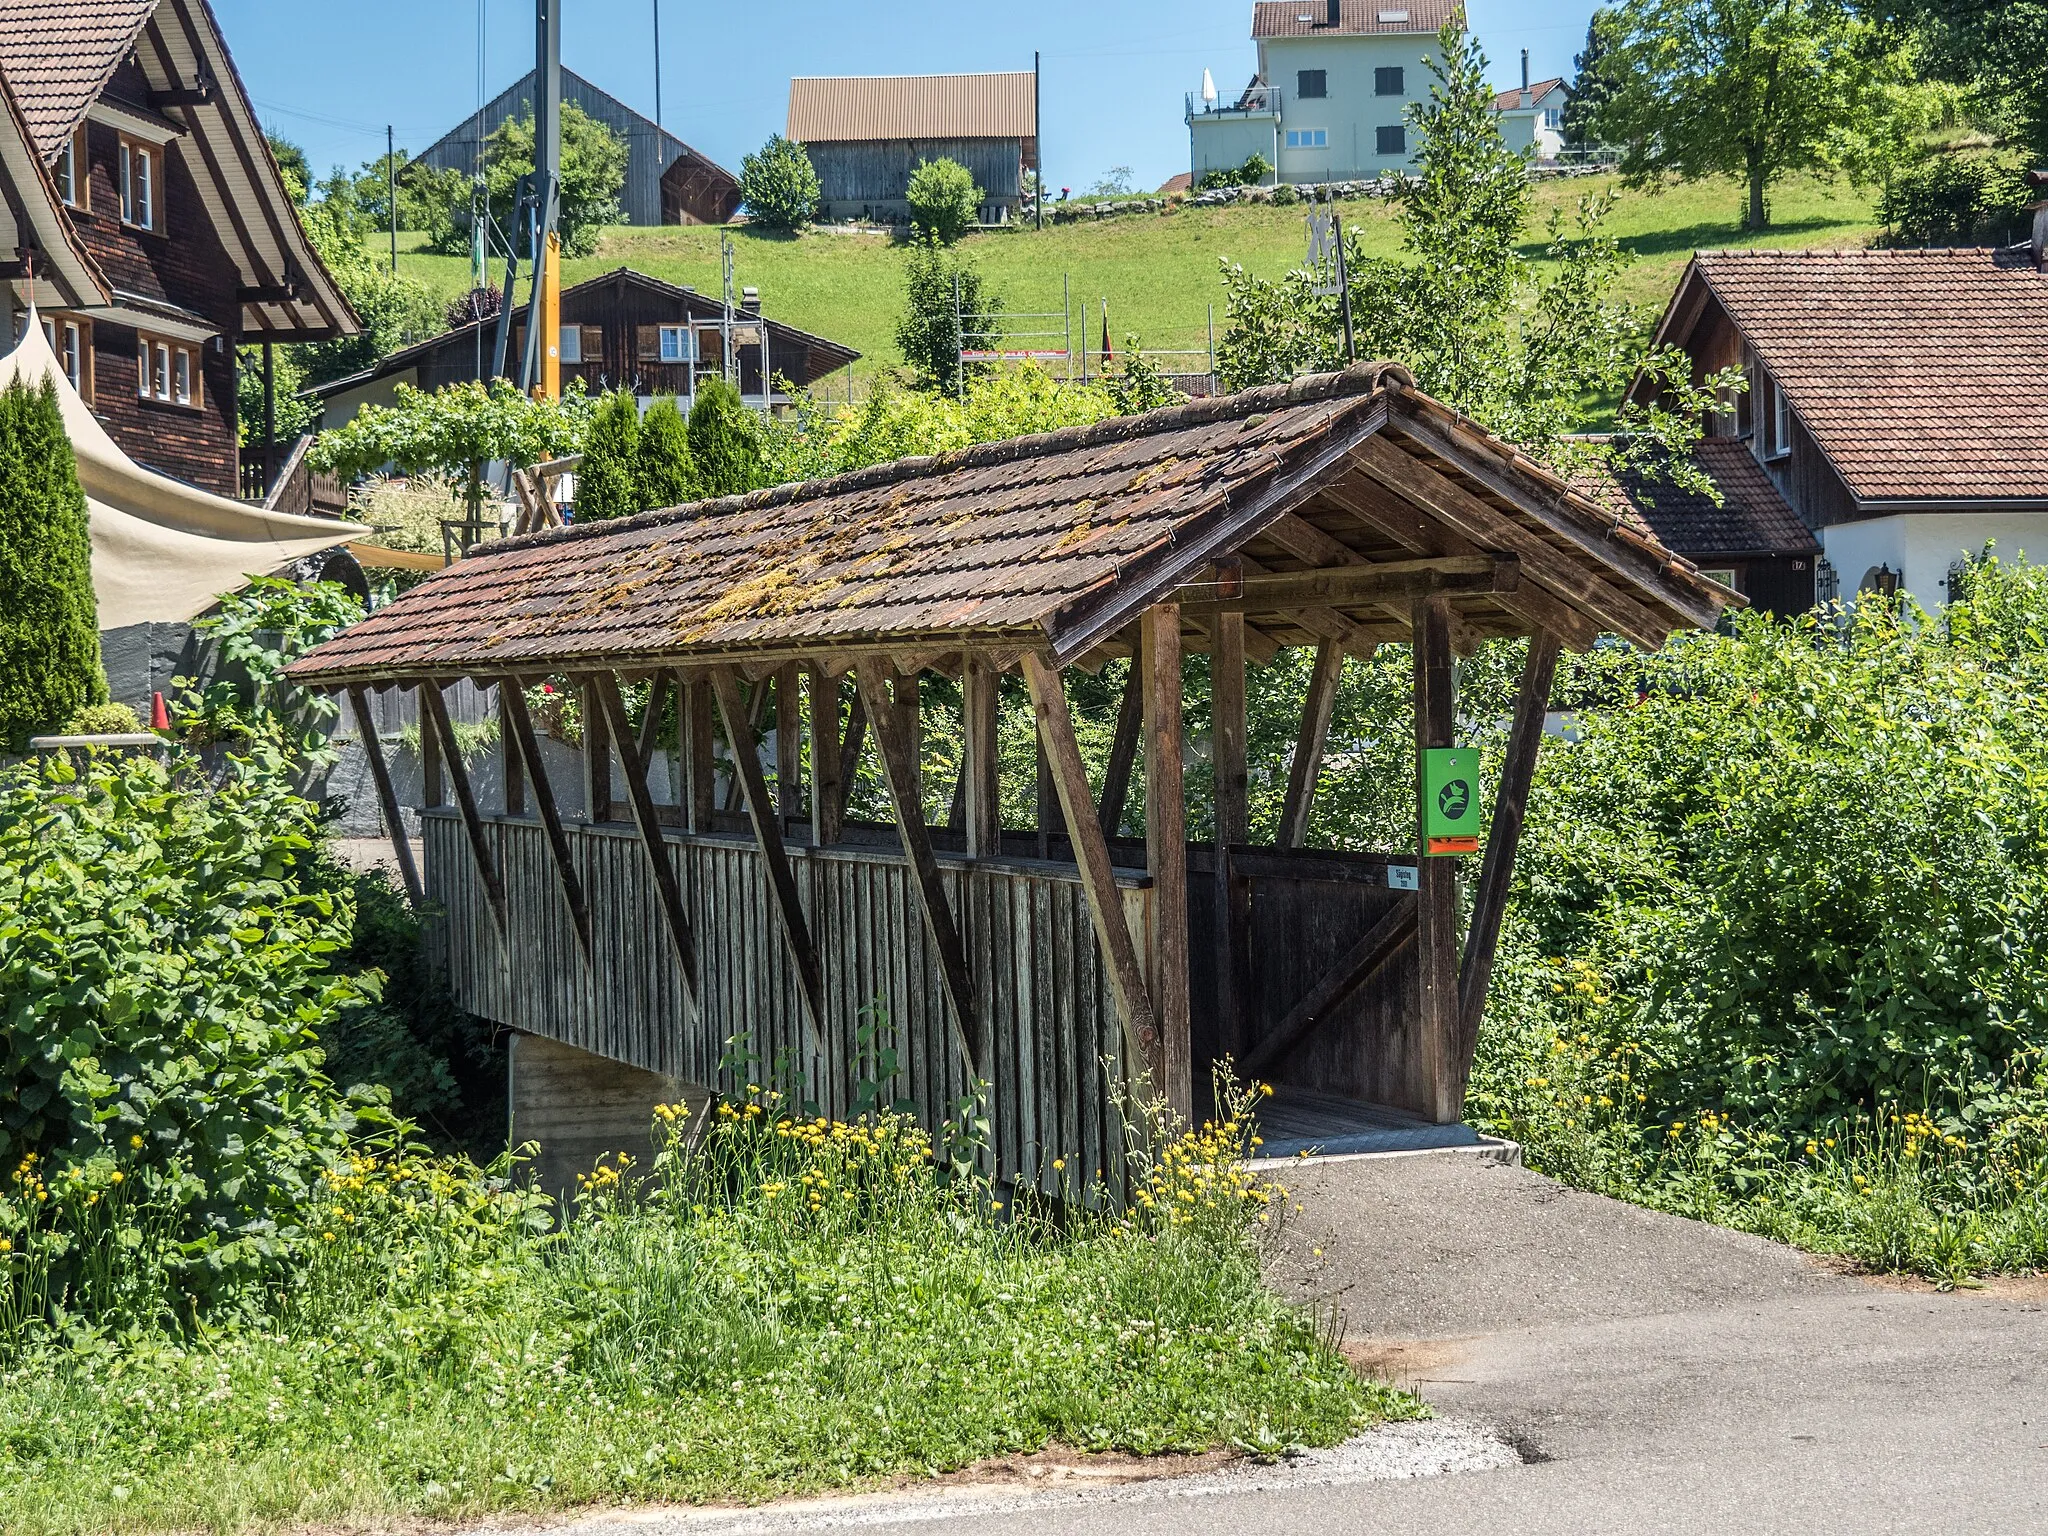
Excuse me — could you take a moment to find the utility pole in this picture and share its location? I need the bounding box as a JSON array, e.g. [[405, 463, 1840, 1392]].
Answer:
[[1033, 50, 1043, 231], [520, 0, 563, 395], [386, 125, 398, 273]]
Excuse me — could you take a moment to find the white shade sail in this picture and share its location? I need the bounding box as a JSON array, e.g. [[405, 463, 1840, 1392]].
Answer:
[[1, 310, 365, 627]]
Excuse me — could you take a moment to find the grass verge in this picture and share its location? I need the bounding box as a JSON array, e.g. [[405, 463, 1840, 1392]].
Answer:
[[0, 1087, 1410, 1535]]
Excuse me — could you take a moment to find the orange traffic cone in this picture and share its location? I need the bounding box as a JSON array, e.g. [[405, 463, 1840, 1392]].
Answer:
[[150, 691, 169, 730]]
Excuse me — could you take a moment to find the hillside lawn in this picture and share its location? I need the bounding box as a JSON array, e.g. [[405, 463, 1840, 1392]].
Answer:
[[383, 172, 1878, 383]]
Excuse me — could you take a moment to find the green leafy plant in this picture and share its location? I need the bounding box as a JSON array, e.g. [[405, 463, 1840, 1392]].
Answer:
[[686, 376, 763, 500], [0, 377, 105, 749], [574, 388, 642, 522], [1196, 151, 1274, 191], [419, 102, 628, 259], [906, 156, 982, 244], [635, 394, 699, 509], [739, 134, 821, 232], [178, 576, 363, 767], [895, 235, 1004, 393], [1105, 336, 1190, 415], [60, 703, 141, 736], [1880, 151, 2031, 246]]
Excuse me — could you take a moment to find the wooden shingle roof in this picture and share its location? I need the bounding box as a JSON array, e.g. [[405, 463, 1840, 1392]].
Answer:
[[1650, 248, 2048, 506], [288, 364, 1737, 690]]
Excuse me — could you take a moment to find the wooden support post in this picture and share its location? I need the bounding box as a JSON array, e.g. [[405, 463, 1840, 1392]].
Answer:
[[808, 665, 843, 846], [834, 689, 868, 828], [1240, 900, 1418, 1077], [635, 672, 671, 779], [593, 673, 701, 1014], [1412, 594, 1460, 1124], [1210, 613, 1250, 1063], [582, 677, 613, 823], [1097, 662, 1142, 842], [895, 669, 922, 814], [1023, 651, 1159, 1085], [501, 679, 593, 960], [1278, 639, 1342, 849], [1142, 605, 1193, 1121], [682, 672, 716, 832], [422, 681, 506, 939], [1457, 630, 1561, 1074], [500, 683, 526, 816], [961, 653, 1001, 858], [856, 664, 982, 1076], [418, 683, 443, 809], [1034, 734, 1060, 859], [775, 662, 803, 826], [711, 667, 825, 1053], [347, 685, 423, 908]]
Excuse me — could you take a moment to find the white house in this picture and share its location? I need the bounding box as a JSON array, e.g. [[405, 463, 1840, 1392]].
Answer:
[[1187, 1, 1460, 184], [1492, 61, 1569, 162]]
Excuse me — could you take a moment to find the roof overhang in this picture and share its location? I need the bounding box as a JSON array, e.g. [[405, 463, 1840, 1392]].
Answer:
[[0, 73, 113, 311]]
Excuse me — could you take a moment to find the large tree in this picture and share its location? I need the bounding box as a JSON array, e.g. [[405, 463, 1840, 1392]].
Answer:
[[1587, 0, 1900, 228], [0, 377, 104, 746], [1875, 0, 2048, 163]]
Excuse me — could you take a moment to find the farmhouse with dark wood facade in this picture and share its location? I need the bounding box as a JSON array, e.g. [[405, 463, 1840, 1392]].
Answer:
[[0, 0, 356, 498]]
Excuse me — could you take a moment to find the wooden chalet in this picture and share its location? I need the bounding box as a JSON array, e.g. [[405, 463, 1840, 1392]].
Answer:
[[312, 268, 860, 429], [287, 363, 1737, 1197]]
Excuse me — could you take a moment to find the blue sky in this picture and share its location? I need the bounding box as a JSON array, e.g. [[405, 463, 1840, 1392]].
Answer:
[[218, 0, 1597, 193]]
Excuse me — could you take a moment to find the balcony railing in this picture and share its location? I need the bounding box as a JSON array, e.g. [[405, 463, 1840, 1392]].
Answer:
[[1186, 85, 1281, 119]]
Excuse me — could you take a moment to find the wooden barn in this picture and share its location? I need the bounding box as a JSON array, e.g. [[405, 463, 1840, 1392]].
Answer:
[[789, 72, 1038, 225], [287, 363, 1735, 1198], [412, 67, 740, 228]]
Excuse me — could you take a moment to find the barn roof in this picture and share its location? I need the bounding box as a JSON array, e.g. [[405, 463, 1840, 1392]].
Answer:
[[287, 363, 1737, 689], [787, 72, 1036, 144]]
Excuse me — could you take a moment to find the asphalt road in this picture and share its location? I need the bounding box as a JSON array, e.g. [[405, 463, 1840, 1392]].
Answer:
[[477, 1155, 2048, 1536]]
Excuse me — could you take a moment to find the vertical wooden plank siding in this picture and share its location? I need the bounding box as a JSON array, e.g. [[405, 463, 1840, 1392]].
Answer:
[[682, 673, 716, 833], [1141, 607, 1193, 1122], [1411, 594, 1461, 1123], [775, 663, 804, 824], [808, 666, 843, 846], [583, 679, 614, 823], [1209, 614, 1248, 1065]]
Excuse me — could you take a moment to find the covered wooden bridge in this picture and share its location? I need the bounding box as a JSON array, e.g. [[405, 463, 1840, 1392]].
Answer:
[[288, 362, 1734, 1197]]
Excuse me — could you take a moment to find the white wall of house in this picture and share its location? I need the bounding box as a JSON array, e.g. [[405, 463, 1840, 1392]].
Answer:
[[1189, 109, 1282, 182], [1494, 82, 1568, 161], [1261, 33, 1435, 180], [1820, 512, 2048, 607]]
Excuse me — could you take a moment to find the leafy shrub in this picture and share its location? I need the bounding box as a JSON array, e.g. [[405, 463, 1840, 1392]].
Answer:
[[419, 103, 627, 259], [906, 156, 982, 243], [573, 388, 642, 522], [0, 741, 387, 1330], [895, 235, 1004, 393], [739, 134, 821, 231], [685, 377, 763, 499], [348, 469, 467, 554], [61, 702, 142, 736], [1196, 152, 1273, 190], [173, 576, 362, 765], [0, 377, 104, 749], [635, 394, 699, 508], [1881, 152, 2030, 246]]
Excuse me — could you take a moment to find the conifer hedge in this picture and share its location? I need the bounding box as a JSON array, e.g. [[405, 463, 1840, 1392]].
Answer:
[[687, 377, 764, 501], [574, 388, 642, 522], [0, 377, 104, 745], [635, 395, 698, 510]]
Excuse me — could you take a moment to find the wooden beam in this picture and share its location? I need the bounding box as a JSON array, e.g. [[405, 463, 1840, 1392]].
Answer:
[[1210, 614, 1249, 1063], [834, 689, 868, 827], [961, 652, 1001, 858], [347, 685, 422, 908], [1240, 900, 1419, 1078], [1278, 640, 1343, 849], [1034, 732, 1062, 858], [1457, 630, 1561, 1074], [894, 670, 923, 814], [808, 665, 844, 846], [1143, 605, 1193, 1121], [1022, 651, 1160, 1083], [421, 681, 506, 939], [635, 672, 671, 778], [682, 671, 716, 833], [593, 673, 701, 1012], [582, 678, 613, 823], [417, 683, 442, 809], [856, 664, 983, 1076], [1174, 555, 1516, 612], [500, 679, 593, 960], [710, 667, 825, 1053], [775, 663, 803, 824], [1098, 661, 1143, 841], [1412, 594, 1460, 1124], [499, 683, 526, 817]]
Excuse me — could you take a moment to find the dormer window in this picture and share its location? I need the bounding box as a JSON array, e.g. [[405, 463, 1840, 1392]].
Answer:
[[119, 136, 160, 231], [54, 127, 86, 208]]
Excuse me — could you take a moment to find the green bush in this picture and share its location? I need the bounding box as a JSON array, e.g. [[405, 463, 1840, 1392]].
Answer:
[[61, 702, 141, 736], [0, 377, 104, 748], [686, 376, 763, 499], [1881, 152, 2030, 246], [739, 133, 821, 231], [906, 156, 982, 243], [0, 741, 387, 1331], [1196, 152, 1274, 191], [635, 394, 699, 508], [573, 388, 641, 522], [894, 235, 1004, 393]]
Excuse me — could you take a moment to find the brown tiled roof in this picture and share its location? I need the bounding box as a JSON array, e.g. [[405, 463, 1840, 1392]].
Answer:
[[1574, 439, 1818, 559], [1676, 248, 2048, 504], [0, 0, 156, 156], [788, 73, 1035, 144], [1492, 78, 1566, 111], [1251, 1, 1457, 39], [288, 366, 1735, 689]]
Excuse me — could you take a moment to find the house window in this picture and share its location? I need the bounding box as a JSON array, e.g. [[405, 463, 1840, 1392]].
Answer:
[[1285, 128, 1329, 149], [1375, 66, 1405, 96], [119, 137, 160, 231], [42, 315, 91, 399], [658, 324, 693, 363], [136, 332, 200, 408], [1770, 377, 1792, 458], [1297, 69, 1327, 99], [1376, 125, 1407, 156], [1542, 106, 1564, 129], [1700, 568, 1739, 591], [558, 325, 582, 365], [55, 128, 86, 208]]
